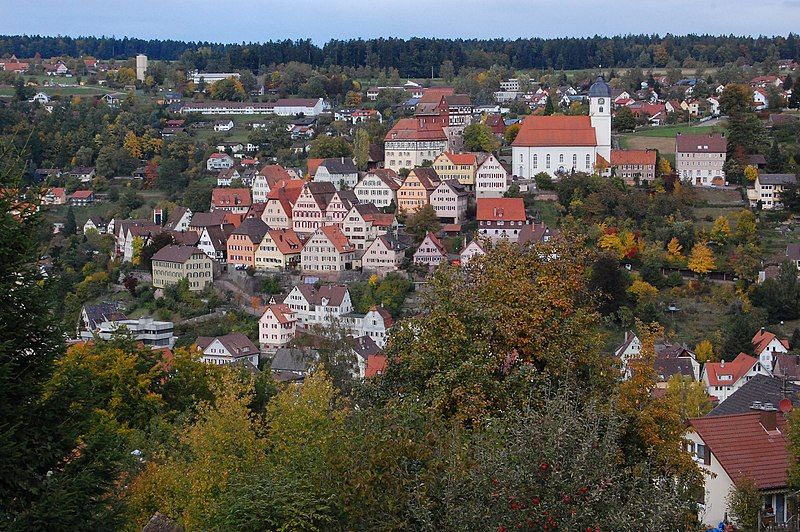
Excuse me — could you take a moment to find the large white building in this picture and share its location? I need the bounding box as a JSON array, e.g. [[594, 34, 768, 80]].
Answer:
[[190, 71, 241, 84], [511, 76, 612, 178]]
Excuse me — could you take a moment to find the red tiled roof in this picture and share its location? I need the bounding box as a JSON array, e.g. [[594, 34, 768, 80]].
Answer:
[[476, 198, 526, 222], [704, 353, 757, 387], [385, 118, 447, 141], [319, 225, 355, 253], [258, 164, 293, 187], [264, 303, 296, 324], [690, 411, 788, 490], [307, 158, 324, 176], [511, 115, 597, 147], [275, 98, 320, 107], [211, 188, 252, 208], [365, 354, 388, 378], [268, 229, 303, 255], [611, 149, 657, 166], [71, 190, 94, 199], [442, 152, 477, 166], [675, 133, 727, 154], [752, 330, 790, 356]]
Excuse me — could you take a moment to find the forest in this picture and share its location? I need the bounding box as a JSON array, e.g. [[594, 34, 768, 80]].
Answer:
[[3, 33, 800, 76]]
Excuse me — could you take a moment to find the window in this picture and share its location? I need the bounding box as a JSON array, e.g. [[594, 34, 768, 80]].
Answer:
[[559, 154, 564, 164], [546, 154, 550, 168], [533, 154, 537, 167], [572, 154, 577, 168], [585, 154, 591, 169]]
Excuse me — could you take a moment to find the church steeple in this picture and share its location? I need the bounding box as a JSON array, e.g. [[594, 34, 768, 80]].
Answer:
[[589, 76, 612, 161]]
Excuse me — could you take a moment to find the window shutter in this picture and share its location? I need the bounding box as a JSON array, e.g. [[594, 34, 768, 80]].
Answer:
[[703, 445, 711, 466]]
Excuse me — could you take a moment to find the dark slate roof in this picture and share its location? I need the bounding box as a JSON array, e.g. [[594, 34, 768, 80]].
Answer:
[[321, 157, 358, 174], [759, 174, 797, 186], [83, 302, 127, 330], [151, 245, 205, 263], [588, 76, 612, 98], [270, 347, 314, 373], [232, 217, 269, 243], [707, 374, 800, 416], [653, 357, 694, 381]]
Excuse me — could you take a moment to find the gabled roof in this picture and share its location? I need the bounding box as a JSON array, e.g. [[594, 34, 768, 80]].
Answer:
[[263, 303, 296, 324], [71, 189, 94, 199], [518, 220, 557, 245], [419, 232, 446, 256], [271, 347, 312, 373], [364, 168, 401, 189], [440, 152, 477, 166], [406, 167, 441, 190], [151, 245, 205, 264], [707, 374, 800, 416], [211, 188, 252, 208], [202, 224, 233, 251], [675, 133, 727, 154], [295, 284, 349, 306], [512, 115, 597, 147], [704, 353, 758, 387], [307, 158, 324, 176], [231, 217, 269, 243], [190, 211, 227, 228], [320, 157, 357, 174], [436, 179, 470, 197], [267, 229, 303, 255], [274, 98, 321, 107], [83, 302, 127, 330], [476, 198, 526, 222], [351, 335, 381, 361], [301, 181, 337, 211], [374, 233, 410, 252], [318, 225, 355, 253], [689, 411, 788, 490], [611, 149, 657, 166], [196, 332, 259, 358], [752, 329, 790, 355], [163, 207, 191, 230], [365, 354, 388, 378], [774, 353, 800, 381], [758, 174, 797, 186], [258, 164, 293, 187], [385, 118, 447, 142]]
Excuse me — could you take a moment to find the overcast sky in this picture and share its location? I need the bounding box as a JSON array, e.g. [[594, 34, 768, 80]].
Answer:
[[2, 0, 799, 43]]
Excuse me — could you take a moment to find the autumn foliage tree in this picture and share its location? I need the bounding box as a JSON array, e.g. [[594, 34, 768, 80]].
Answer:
[[687, 241, 715, 275]]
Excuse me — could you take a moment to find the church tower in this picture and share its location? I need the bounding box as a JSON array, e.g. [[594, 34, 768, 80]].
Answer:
[[589, 75, 612, 162]]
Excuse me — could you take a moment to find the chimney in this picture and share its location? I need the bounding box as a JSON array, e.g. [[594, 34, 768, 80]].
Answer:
[[760, 327, 765, 335], [760, 408, 778, 431]]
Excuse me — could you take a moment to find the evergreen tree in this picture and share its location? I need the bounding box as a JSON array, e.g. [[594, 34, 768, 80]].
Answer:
[[543, 95, 555, 115], [766, 139, 787, 173], [63, 205, 77, 235]]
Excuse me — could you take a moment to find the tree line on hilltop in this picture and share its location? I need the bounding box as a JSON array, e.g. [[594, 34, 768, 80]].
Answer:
[[3, 33, 800, 76]]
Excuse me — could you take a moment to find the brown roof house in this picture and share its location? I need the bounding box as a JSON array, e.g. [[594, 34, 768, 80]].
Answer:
[[688, 404, 793, 527], [151, 245, 213, 292]]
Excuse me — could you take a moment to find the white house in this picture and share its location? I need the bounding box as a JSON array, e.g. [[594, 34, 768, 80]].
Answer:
[[363, 234, 408, 273], [273, 98, 325, 117], [300, 225, 357, 272], [213, 119, 234, 132], [341, 307, 394, 348], [753, 174, 797, 210], [353, 169, 401, 208], [413, 232, 447, 266], [195, 333, 259, 366], [688, 408, 791, 527], [206, 153, 235, 171], [430, 179, 469, 224], [702, 353, 770, 403], [752, 328, 790, 370], [258, 304, 297, 351], [614, 330, 643, 380], [283, 284, 354, 327], [313, 158, 359, 190], [475, 153, 509, 198], [459, 239, 486, 266]]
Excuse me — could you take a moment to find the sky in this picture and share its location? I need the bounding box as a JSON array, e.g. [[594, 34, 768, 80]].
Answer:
[[2, 0, 799, 44]]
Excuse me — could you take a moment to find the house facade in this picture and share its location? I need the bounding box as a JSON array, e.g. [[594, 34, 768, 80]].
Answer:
[[702, 353, 771, 403], [432, 152, 477, 189], [353, 169, 401, 207], [254, 229, 303, 270], [226, 218, 269, 269], [476, 198, 528, 243], [313, 158, 359, 190], [397, 167, 440, 214], [384, 117, 449, 172], [195, 333, 260, 366], [258, 304, 297, 351], [363, 234, 408, 273], [675, 133, 727, 186], [151, 245, 214, 291], [413, 232, 447, 266], [754, 174, 797, 210], [300, 225, 357, 272], [475, 154, 509, 198], [283, 284, 354, 326], [430, 179, 469, 224], [610, 149, 657, 184]]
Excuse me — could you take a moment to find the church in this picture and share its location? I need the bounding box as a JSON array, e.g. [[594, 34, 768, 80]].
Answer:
[[512, 76, 612, 178]]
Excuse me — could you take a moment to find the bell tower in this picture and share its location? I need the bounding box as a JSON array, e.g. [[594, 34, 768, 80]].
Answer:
[[589, 75, 612, 162]]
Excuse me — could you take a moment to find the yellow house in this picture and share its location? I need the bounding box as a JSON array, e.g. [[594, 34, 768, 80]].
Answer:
[[432, 152, 478, 189], [397, 167, 440, 214], [254, 229, 303, 270]]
